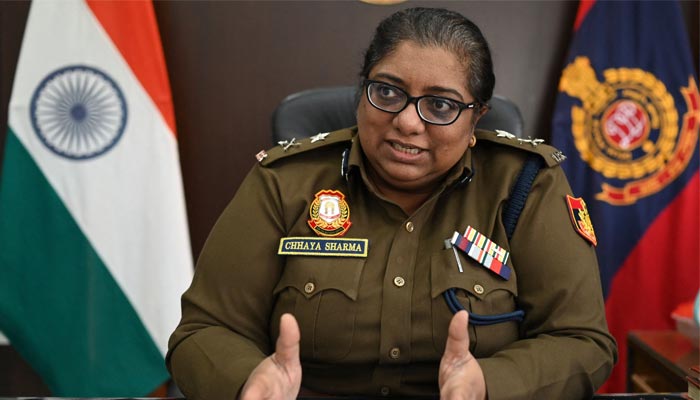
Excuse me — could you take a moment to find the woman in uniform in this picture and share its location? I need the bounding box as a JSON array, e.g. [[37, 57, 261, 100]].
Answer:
[[167, 7, 617, 400]]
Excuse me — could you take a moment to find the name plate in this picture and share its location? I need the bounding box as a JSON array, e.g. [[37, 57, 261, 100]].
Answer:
[[278, 237, 368, 257]]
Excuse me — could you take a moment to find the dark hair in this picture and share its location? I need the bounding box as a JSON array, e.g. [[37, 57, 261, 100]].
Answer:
[[360, 7, 495, 105]]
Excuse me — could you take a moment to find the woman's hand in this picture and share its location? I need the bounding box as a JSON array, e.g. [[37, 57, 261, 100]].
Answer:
[[439, 311, 487, 400], [240, 314, 302, 400]]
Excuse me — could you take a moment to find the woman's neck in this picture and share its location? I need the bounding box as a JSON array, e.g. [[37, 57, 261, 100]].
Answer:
[[365, 167, 438, 215], [380, 187, 433, 215]]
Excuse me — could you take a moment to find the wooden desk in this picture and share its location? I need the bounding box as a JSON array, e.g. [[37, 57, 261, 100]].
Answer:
[[627, 330, 699, 393]]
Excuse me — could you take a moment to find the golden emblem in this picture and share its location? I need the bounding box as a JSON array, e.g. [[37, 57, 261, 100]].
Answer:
[[559, 56, 700, 205], [308, 190, 352, 237]]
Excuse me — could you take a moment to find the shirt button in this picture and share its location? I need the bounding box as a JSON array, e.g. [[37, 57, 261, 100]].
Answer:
[[473, 284, 485, 294], [393, 276, 405, 287], [405, 221, 414, 232], [389, 347, 401, 359], [304, 282, 315, 294], [380, 386, 391, 396]]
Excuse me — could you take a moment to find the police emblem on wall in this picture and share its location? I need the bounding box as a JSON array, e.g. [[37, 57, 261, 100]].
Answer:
[[308, 190, 352, 237], [30, 65, 127, 160], [559, 56, 700, 205]]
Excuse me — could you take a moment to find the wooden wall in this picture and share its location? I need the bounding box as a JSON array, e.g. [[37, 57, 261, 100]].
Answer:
[[0, 0, 697, 395]]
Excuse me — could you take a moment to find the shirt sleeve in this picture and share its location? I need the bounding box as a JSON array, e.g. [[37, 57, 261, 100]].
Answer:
[[479, 165, 618, 400], [166, 164, 285, 399]]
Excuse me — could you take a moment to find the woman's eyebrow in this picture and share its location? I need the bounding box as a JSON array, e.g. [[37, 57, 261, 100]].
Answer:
[[425, 85, 465, 101], [372, 72, 405, 85], [372, 72, 465, 101]]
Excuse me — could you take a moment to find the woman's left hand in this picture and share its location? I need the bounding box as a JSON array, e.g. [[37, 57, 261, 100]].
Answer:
[[239, 314, 302, 400], [439, 310, 487, 400]]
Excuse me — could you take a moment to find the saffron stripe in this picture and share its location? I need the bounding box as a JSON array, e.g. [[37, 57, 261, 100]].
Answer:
[[86, 0, 176, 134]]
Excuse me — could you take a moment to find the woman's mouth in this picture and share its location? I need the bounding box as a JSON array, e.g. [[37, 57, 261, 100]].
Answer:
[[390, 142, 422, 155]]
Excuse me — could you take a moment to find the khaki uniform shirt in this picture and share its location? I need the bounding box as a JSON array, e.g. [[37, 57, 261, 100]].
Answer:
[[167, 128, 617, 399]]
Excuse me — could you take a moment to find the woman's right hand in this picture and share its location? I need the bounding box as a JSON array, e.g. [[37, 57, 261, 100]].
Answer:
[[240, 314, 302, 400]]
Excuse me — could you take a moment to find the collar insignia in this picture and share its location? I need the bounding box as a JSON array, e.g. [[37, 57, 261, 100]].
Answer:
[[308, 190, 352, 237]]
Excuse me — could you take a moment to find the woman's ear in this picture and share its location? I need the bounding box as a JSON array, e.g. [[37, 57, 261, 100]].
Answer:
[[478, 105, 490, 118], [471, 104, 490, 126]]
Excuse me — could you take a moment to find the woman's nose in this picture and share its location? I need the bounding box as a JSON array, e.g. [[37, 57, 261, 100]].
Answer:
[[393, 102, 426, 135]]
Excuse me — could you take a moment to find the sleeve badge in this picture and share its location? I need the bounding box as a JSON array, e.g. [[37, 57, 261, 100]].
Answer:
[[565, 195, 597, 246]]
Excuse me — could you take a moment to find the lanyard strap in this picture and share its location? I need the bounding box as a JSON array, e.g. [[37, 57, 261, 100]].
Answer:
[[443, 288, 524, 325]]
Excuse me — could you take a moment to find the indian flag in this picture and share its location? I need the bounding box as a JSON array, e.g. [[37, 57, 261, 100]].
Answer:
[[0, 0, 192, 396]]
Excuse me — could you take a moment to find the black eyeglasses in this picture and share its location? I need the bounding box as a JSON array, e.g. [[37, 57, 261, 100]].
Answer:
[[364, 79, 480, 126]]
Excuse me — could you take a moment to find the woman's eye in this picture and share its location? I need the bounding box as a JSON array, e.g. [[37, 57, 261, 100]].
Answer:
[[430, 98, 456, 112], [378, 85, 397, 98]]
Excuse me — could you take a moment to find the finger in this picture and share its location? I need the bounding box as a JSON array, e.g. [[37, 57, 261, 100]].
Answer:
[[444, 310, 470, 360], [275, 313, 301, 367]]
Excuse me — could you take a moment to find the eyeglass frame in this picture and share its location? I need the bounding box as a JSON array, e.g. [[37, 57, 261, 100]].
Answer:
[[363, 79, 483, 126]]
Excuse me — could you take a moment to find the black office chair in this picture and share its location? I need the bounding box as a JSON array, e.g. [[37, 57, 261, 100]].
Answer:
[[271, 86, 524, 143]]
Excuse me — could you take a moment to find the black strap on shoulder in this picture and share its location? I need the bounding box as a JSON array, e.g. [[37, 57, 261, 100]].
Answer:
[[502, 154, 544, 240]]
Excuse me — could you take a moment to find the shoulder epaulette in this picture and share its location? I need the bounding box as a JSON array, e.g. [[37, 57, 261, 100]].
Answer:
[[475, 129, 566, 168], [255, 127, 356, 167]]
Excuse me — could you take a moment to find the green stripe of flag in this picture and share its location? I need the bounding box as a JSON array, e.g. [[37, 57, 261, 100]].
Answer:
[[0, 129, 167, 396]]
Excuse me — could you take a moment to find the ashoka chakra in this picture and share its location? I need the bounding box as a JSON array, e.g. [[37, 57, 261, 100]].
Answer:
[[30, 65, 127, 160]]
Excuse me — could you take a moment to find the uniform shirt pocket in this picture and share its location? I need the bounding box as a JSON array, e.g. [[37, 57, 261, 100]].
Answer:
[[430, 248, 520, 357], [273, 256, 365, 361]]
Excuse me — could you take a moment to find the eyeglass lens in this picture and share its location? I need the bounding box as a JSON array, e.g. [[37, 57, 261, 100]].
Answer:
[[367, 81, 464, 125]]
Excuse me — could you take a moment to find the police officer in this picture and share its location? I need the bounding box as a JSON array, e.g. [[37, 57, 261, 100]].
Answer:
[[167, 7, 617, 399]]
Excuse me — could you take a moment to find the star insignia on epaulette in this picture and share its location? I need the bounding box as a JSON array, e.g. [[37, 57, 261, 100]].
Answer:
[[310, 132, 331, 143], [495, 129, 516, 139], [278, 138, 301, 151]]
